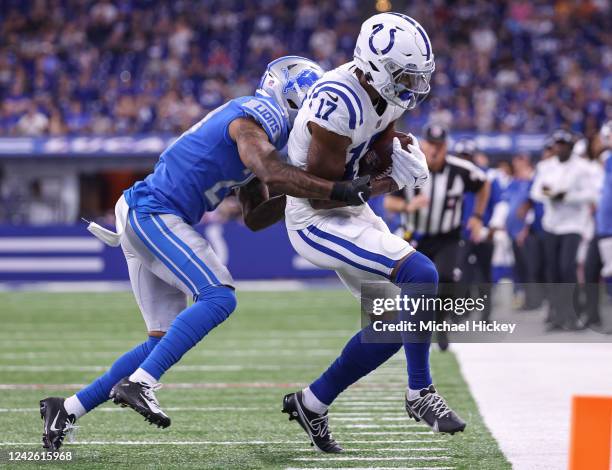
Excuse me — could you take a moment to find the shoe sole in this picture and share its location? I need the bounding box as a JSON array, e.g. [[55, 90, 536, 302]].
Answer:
[[110, 389, 170, 429]]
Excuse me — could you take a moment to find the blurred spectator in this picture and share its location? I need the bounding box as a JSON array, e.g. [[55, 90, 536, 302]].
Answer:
[[16, 102, 48, 135], [504, 154, 546, 310], [0, 0, 608, 137]]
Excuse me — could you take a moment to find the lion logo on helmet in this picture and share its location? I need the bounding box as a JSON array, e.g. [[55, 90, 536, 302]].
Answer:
[[282, 68, 321, 95]]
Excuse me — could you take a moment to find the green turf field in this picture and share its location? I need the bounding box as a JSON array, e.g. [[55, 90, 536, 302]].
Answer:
[[0, 290, 509, 469]]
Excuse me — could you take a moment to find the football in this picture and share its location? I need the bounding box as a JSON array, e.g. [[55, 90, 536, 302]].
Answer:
[[358, 130, 413, 179]]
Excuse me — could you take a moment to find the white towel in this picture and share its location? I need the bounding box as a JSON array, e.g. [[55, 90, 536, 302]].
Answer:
[[85, 195, 129, 247]]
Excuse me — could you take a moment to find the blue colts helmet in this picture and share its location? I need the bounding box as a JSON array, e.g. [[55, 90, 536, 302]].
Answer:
[[257, 56, 324, 126]]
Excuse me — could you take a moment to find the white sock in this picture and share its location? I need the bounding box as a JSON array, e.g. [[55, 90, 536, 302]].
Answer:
[[302, 387, 328, 414], [63, 395, 87, 419], [407, 387, 427, 401], [129, 368, 157, 386]]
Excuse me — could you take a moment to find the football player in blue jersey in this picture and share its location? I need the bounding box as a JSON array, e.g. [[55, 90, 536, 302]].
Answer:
[[39, 56, 372, 450]]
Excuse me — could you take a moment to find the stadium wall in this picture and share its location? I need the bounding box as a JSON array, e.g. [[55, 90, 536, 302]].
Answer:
[[0, 222, 333, 282]]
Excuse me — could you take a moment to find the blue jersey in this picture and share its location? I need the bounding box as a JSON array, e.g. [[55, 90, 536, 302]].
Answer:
[[124, 95, 289, 225], [596, 151, 612, 236], [504, 179, 532, 239]]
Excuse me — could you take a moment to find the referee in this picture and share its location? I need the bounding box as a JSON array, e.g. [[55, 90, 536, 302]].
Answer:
[[384, 123, 490, 349]]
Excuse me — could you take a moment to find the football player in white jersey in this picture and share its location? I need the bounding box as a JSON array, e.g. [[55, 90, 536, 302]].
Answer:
[[281, 13, 466, 452]]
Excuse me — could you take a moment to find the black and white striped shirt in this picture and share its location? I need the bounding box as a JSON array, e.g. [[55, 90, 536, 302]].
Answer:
[[397, 155, 486, 238]]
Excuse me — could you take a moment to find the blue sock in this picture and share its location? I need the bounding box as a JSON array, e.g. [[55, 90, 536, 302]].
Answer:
[[606, 277, 612, 298], [309, 252, 439, 406], [76, 336, 160, 412], [139, 287, 237, 380], [394, 252, 438, 390], [310, 327, 402, 405]]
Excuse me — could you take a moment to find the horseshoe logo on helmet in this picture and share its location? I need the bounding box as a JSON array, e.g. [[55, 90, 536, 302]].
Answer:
[[369, 24, 397, 55]]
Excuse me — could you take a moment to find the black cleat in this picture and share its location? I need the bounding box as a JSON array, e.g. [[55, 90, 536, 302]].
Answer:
[[282, 391, 343, 453], [40, 397, 77, 451], [110, 378, 171, 428], [405, 385, 466, 434]]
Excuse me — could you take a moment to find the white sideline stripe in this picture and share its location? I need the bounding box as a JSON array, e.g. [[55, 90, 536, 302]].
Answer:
[[293, 457, 450, 461], [0, 238, 104, 252], [0, 257, 103, 273], [0, 439, 445, 446]]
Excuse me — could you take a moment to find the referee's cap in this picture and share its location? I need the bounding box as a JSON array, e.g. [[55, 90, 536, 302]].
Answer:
[[423, 122, 448, 143]]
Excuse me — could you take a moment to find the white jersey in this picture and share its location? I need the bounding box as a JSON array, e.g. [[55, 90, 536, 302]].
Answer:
[[285, 62, 405, 230]]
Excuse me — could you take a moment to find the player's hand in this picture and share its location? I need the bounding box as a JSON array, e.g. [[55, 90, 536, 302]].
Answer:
[[331, 175, 371, 205], [390, 136, 429, 189]]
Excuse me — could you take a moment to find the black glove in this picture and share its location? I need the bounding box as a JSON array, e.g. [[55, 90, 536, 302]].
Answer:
[[330, 175, 371, 206]]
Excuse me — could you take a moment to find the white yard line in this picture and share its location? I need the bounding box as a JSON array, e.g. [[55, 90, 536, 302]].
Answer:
[[0, 349, 341, 359], [281, 448, 449, 452], [342, 424, 422, 429], [284, 467, 455, 470], [454, 342, 612, 470], [0, 364, 313, 372], [0, 439, 446, 446], [0, 407, 260, 413], [292, 456, 450, 461], [331, 412, 404, 416], [336, 399, 400, 403], [332, 417, 409, 422], [343, 432, 433, 436], [0, 382, 403, 390]]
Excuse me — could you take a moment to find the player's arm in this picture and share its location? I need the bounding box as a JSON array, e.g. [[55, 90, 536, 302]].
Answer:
[[466, 171, 491, 242], [306, 122, 397, 210], [237, 177, 286, 231], [384, 190, 429, 214], [229, 117, 369, 205]]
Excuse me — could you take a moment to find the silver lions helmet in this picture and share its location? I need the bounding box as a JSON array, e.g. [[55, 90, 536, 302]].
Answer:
[[257, 55, 324, 127]]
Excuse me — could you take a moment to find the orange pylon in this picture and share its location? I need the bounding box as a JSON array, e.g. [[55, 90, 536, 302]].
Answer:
[[569, 396, 612, 470]]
